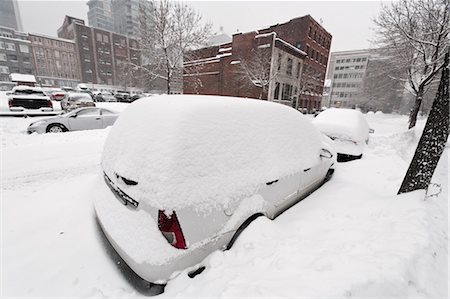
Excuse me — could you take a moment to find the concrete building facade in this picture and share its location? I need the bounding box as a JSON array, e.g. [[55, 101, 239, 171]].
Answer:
[[0, 26, 34, 90], [0, 0, 23, 31], [87, 0, 114, 32], [326, 49, 370, 108], [29, 33, 81, 88], [184, 31, 306, 106], [57, 15, 141, 89]]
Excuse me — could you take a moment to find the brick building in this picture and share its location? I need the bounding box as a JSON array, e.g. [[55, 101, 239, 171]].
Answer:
[[184, 31, 306, 107], [29, 33, 81, 88], [184, 15, 331, 111], [0, 26, 34, 90], [57, 15, 141, 88]]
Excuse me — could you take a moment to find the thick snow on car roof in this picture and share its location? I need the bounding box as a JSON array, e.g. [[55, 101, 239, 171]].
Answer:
[[313, 108, 369, 142], [102, 95, 323, 211]]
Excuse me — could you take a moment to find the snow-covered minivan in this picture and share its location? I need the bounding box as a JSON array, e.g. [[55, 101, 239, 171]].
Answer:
[[93, 95, 336, 284]]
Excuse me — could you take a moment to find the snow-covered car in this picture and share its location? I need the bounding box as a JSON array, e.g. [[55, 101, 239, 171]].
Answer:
[[8, 86, 53, 112], [312, 108, 370, 161], [61, 92, 95, 111], [27, 107, 119, 134], [93, 95, 336, 284], [94, 91, 116, 102]]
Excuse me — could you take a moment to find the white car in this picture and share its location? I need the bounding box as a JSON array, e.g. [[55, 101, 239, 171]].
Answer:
[[312, 108, 370, 161], [27, 107, 119, 134], [8, 85, 55, 114], [93, 95, 336, 284]]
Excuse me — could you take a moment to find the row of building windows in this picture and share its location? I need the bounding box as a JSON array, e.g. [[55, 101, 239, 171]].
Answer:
[[0, 42, 30, 53], [336, 57, 367, 64], [0, 65, 32, 74], [333, 72, 365, 79], [331, 91, 358, 98], [332, 82, 362, 88], [335, 65, 365, 71], [305, 45, 327, 65], [30, 36, 74, 50], [308, 26, 330, 49]]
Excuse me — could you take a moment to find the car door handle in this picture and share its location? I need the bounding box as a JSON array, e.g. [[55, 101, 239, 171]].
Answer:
[[303, 168, 311, 172], [96, 117, 101, 120], [266, 179, 279, 185]]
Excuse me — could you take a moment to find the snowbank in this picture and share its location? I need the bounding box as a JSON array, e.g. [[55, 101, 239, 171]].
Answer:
[[102, 95, 323, 211]]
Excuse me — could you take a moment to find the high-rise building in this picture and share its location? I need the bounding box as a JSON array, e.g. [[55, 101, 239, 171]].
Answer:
[[0, 26, 34, 90], [87, 0, 114, 32], [57, 15, 141, 87], [0, 0, 23, 31], [112, 0, 152, 38]]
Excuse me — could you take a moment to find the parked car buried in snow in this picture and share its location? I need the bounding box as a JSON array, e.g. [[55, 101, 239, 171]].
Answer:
[[8, 86, 53, 113], [312, 108, 370, 162], [93, 95, 336, 284], [61, 92, 95, 111], [27, 107, 119, 133]]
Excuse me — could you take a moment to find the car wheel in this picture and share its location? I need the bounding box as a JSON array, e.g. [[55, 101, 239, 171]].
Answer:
[[46, 124, 66, 133]]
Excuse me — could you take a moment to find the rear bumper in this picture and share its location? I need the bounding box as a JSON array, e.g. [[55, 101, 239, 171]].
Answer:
[[331, 139, 364, 157], [92, 174, 231, 283]]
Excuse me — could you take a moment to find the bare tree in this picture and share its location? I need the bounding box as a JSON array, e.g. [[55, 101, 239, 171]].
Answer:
[[398, 48, 449, 194], [298, 65, 323, 111], [374, 0, 449, 129], [237, 46, 277, 100], [116, 60, 134, 92], [137, 0, 211, 94]]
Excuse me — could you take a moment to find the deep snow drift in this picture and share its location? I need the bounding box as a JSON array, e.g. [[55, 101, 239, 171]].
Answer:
[[1, 110, 448, 297]]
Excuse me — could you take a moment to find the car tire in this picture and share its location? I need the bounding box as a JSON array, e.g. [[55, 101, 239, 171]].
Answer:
[[46, 124, 67, 133]]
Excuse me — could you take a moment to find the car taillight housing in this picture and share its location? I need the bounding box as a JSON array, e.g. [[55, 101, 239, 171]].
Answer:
[[8, 98, 12, 107], [158, 210, 187, 249], [47, 100, 53, 108]]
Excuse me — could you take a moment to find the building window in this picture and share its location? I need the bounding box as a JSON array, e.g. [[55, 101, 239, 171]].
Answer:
[[8, 54, 18, 61], [274, 82, 280, 100], [306, 45, 310, 56], [296, 62, 301, 78], [286, 58, 293, 75], [97, 33, 102, 42], [0, 66, 9, 74], [0, 53, 6, 61], [277, 53, 282, 71], [315, 51, 319, 62], [19, 44, 29, 53], [281, 84, 293, 100], [362, 57, 367, 61], [103, 35, 109, 43], [6, 43, 15, 51], [0, 41, 4, 49]]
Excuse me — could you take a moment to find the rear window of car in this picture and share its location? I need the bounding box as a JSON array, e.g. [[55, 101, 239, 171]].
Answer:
[[13, 89, 45, 96]]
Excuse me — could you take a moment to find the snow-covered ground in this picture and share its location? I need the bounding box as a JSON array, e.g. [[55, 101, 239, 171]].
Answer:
[[1, 110, 448, 297]]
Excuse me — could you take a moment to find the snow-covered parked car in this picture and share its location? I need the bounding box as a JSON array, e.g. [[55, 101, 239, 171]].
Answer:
[[312, 108, 370, 161], [27, 107, 119, 134], [93, 95, 336, 284], [61, 92, 95, 111], [8, 85, 54, 113]]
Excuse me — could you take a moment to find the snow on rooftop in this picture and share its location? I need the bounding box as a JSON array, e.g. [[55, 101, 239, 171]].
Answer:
[[10, 73, 36, 83], [313, 108, 370, 142], [102, 95, 323, 212], [275, 38, 307, 56]]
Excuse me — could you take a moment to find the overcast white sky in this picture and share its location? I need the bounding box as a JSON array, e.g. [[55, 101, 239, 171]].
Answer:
[[17, 0, 388, 52]]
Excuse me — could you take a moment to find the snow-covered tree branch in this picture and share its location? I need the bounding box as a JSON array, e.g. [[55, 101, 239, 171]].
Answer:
[[374, 0, 449, 128]]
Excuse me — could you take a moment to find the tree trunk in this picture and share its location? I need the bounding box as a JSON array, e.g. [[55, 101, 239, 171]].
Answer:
[[408, 86, 424, 129], [398, 49, 449, 194]]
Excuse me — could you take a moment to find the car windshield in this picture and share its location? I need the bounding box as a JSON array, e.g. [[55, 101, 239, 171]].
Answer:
[[68, 94, 91, 102], [13, 89, 46, 96]]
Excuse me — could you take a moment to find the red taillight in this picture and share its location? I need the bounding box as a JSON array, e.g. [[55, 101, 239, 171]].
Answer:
[[158, 210, 187, 249]]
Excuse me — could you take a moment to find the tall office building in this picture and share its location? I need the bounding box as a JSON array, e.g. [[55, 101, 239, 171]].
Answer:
[[112, 0, 152, 38], [0, 0, 23, 31], [326, 49, 371, 108], [87, 0, 114, 32]]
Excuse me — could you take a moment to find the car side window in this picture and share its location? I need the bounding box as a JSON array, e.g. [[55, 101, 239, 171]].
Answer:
[[101, 109, 115, 115], [76, 109, 100, 117]]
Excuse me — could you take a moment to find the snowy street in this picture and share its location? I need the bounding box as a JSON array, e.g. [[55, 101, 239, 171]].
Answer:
[[1, 111, 448, 297]]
